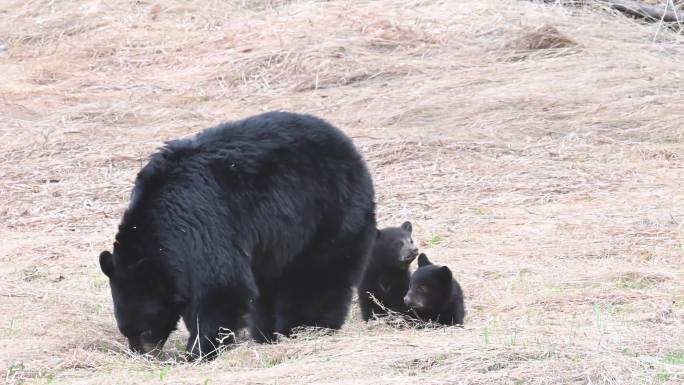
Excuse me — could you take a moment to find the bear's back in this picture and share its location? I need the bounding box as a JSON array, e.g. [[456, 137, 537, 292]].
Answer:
[[115, 111, 373, 277], [127, 111, 360, 213]]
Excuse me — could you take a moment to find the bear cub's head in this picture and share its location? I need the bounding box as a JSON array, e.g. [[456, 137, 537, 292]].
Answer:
[[99, 247, 180, 355], [373, 221, 419, 269], [403, 253, 453, 311]]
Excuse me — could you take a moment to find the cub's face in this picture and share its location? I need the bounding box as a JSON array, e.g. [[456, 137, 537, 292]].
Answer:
[[99, 250, 179, 354], [403, 254, 453, 311], [375, 221, 419, 268]]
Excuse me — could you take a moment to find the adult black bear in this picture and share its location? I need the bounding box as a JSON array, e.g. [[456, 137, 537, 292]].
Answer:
[[99, 111, 376, 359], [357, 221, 418, 320], [403, 254, 465, 326]]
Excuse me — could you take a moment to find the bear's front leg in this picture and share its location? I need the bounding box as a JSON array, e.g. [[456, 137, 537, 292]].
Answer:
[[183, 288, 250, 361]]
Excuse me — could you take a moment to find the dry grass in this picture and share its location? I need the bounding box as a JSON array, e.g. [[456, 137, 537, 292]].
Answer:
[[1, 0, 684, 384]]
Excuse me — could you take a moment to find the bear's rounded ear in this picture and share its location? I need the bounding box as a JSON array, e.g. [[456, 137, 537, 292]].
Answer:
[[438, 266, 453, 280], [99, 251, 114, 278], [417, 253, 431, 267], [401, 221, 412, 233]]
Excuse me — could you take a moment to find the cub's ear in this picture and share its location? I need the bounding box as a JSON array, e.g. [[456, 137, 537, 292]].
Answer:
[[417, 253, 431, 267], [99, 251, 114, 277], [401, 221, 412, 233], [438, 266, 453, 281]]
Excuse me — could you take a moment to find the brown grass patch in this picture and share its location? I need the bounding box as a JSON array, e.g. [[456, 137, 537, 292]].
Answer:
[[506, 24, 579, 51]]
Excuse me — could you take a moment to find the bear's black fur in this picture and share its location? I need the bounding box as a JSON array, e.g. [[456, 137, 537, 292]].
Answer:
[[403, 254, 465, 326], [357, 221, 418, 321], [99, 111, 376, 359]]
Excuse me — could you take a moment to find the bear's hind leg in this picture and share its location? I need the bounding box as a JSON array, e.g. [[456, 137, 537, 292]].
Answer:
[[273, 216, 376, 337], [274, 281, 353, 337]]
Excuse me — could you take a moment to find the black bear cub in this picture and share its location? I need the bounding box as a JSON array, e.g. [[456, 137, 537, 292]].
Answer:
[[403, 253, 465, 325], [98, 112, 376, 360], [358, 221, 418, 320]]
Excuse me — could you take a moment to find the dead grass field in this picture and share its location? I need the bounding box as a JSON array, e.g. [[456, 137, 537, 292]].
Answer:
[[1, 0, 684, 384]]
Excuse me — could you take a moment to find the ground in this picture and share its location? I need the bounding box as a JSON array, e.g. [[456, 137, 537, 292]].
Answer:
[[1, 1, 683, 384]]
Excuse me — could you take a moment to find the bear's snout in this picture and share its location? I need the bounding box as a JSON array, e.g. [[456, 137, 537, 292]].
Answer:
[[128, 331, 163, 355], [128, 338, 145, 354], [404, 293, 423, 309], [402, 248, 419, 263]]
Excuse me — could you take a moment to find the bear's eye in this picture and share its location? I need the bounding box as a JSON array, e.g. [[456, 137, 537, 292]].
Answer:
[[417, 286, 428, 293]]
